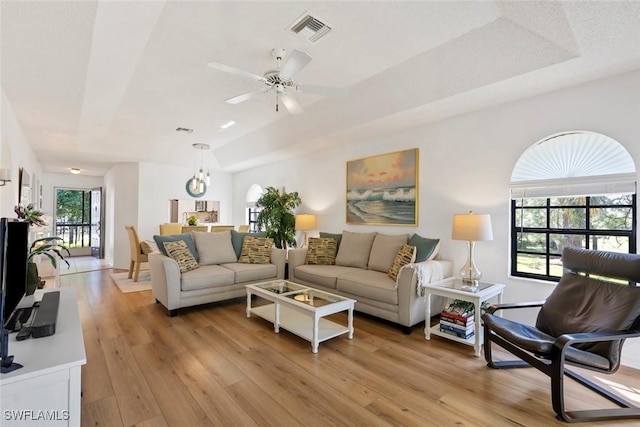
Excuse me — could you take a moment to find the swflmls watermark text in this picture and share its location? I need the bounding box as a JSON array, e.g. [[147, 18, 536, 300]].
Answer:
[[4, 409, 70, 421]]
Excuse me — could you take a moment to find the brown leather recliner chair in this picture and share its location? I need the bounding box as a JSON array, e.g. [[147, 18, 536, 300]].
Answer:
[[482, 246, 640, 422]]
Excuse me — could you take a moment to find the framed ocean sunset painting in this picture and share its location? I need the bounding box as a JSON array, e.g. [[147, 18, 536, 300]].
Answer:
[[346, 148, 418, 225]]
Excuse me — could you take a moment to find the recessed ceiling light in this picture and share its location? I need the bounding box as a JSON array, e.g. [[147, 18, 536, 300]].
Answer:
[[70, 168, 81, 174], [219, 120, 236, 131]]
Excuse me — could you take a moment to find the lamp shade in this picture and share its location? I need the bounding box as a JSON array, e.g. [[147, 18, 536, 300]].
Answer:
[[295, 214, 317, 231], [452, 212, 493, 241]]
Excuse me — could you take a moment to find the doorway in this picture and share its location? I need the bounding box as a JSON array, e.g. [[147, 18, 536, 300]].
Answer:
[[54, 187, 104, 258]]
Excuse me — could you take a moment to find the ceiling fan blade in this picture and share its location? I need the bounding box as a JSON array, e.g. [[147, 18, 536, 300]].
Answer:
[[280, 93, 303, 115], [208, 62, 266, 82], [296, 85, 348, 97], [225, 86, 272, 104], [279, 49, 312, 80]]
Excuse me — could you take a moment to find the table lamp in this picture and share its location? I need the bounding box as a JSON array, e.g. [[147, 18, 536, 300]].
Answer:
[[452, 211, 493, 285], [295, 214, 317, 247]]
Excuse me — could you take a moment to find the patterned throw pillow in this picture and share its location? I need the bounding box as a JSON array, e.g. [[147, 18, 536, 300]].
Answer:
[[238, 237, 274, 264], [163, 240, 199, 273], [388, 244, 417, 280], [305, 237, 338, 265]]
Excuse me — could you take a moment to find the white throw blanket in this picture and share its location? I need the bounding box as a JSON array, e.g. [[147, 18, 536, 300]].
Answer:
[[397, 260, 444, 296]]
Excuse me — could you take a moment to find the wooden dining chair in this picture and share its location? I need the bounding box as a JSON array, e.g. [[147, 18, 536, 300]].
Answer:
[[125, 225, 148, 282]]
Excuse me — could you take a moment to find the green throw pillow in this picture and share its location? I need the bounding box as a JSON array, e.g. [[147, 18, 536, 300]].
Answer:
[[154, 233, 199, 262], [230, 230, 267, 259], [408, 234, 440, 262]]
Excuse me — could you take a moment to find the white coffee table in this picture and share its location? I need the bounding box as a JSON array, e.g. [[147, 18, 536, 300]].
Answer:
[[423, 277, 505, 357], [246, 280, 356, 353]]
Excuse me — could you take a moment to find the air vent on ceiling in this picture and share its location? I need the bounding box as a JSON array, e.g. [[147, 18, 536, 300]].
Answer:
[[288, 13, 332, 43]]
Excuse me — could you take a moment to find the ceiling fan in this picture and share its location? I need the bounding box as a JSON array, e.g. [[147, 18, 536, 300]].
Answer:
[[208, 48, 347, 114]]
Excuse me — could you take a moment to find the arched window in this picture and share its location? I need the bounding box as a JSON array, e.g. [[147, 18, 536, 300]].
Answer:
[[510, 131, 637, 281]]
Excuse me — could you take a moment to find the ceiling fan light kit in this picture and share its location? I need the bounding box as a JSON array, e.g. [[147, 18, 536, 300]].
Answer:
[[208, 48, 347, 114]]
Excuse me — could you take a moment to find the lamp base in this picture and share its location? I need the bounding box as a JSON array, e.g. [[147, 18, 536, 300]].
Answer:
[[460, 240, 482, 285]]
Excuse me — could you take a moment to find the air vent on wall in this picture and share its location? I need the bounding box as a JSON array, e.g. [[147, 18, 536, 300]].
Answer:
[[288, 13, 332, 43]]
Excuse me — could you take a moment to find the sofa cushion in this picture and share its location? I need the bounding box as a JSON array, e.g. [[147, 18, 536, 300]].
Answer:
[[230, 230, 267, 258], [154, 233, 199, 262], [239, 237, 273, 264], [181, 264, 235, 291], [305, 237, 338, 265], [319, 232, 343, 251], [337, 270, 398, 305], [163, 240, 199, 273], [368, 233, 409, 272], [409, 234, 440, 262], [294, 264, 362, 289], [388, 244, 417, 280], [335, 231, 377, 269], [192, 230, 237, 265], [221, 262, 277, 283]]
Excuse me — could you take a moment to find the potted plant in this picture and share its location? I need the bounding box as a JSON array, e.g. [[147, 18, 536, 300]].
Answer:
[[26, 237, 70, 295], [255, 186, 301, 249], [187, 215, 199, 226]]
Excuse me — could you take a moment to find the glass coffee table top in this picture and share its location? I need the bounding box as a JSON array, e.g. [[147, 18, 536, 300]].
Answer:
[[251, 280, 349, 307], [435, 277, 494, 293]]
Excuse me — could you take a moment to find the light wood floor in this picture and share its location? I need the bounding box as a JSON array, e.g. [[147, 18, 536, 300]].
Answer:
[[63, 269, 640, 426]]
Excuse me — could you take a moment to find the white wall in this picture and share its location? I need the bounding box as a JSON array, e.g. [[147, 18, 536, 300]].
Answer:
[[105, 162, 234, 269], [0, 89, 42, 218], [137, 162, 233, 243], [232, 70, 640, 314]]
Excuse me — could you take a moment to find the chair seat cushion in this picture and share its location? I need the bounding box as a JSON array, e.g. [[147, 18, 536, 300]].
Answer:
[[337, 270, 398, 305], [294, 265, 361, 289], [181, 265, 235, 291], [483, 313, 611, 370], [221, 262, 277, 283]]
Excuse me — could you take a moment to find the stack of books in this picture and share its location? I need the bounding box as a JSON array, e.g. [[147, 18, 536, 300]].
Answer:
[[439, 304, 474, 339]]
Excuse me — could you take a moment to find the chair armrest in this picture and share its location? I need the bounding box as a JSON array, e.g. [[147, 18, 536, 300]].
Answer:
[[486, 301, 546, 314], [554, 329, 640, 350], [149, 252, 182, 310], [287, 247, 308, 282], [270, 248, 286, 279]]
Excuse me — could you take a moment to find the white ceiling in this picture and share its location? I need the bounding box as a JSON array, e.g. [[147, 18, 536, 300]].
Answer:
[[2, 1, 640, 176]]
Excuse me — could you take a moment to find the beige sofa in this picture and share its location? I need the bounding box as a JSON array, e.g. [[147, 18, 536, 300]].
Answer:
[[288, 231, 452, 333], [150, 230, 285, 316]]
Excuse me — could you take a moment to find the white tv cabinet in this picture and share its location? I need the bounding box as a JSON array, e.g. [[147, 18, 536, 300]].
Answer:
[[1, 287, 86, 426]]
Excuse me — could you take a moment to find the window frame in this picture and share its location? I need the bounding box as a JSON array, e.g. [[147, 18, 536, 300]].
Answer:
[[510, 194, 637, 282]]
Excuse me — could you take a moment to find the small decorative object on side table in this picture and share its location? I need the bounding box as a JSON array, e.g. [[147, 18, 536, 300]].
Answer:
[[423, 277, 505, 357]]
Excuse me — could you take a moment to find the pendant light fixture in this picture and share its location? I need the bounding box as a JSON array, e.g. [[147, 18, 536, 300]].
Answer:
[[187, 143, 210, 197]]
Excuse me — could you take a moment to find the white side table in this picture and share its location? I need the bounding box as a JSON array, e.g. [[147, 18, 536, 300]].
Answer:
[[424, 277, 505, 357]]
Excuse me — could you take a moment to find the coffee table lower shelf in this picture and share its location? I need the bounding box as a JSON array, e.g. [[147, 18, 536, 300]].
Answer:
[[251, 304, 349, 351]]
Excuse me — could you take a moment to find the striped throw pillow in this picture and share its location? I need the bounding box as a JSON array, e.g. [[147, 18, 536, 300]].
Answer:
[[388, 244, 416, 280], [163, 240, 199, 273], [305, 237, 337, 265], [238, 237, 274, 264]]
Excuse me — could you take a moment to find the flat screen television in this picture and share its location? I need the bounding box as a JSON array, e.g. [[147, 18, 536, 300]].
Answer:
[[0, 218, 29, 372]]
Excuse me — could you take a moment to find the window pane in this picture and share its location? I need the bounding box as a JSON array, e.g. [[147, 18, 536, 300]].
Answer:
[[514, 208, 546, 228], [590, 235, 629, 252], [590, 207, 633, 230], [515, 198, 547, 207], [591, 194, 633, 206], [549, 234, 586, 255], [516, 232, 547, 253], [550, 196, 585, 206], [549, 207, 586, 229], [549, 255, 563, 278], [516, 253, 547, 275]]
